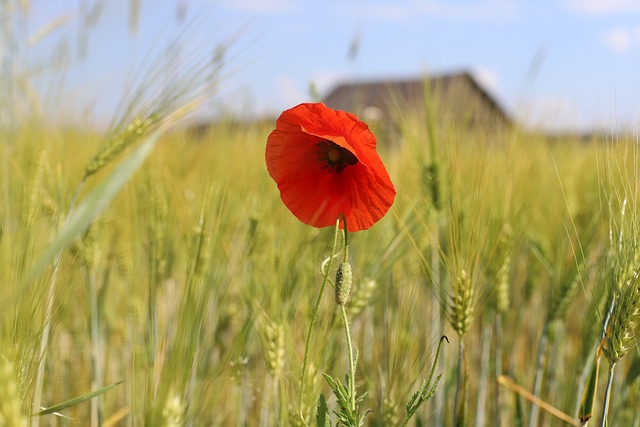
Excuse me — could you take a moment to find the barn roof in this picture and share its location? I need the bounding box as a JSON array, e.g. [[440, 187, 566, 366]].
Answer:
[[322, 71, 512, 129]]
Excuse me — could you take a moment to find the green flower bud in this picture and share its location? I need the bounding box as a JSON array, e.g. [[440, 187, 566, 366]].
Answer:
[[335, 262, 353, 306]]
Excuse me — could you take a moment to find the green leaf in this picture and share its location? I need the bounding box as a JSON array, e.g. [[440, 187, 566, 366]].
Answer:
[[316, 393, 331, 427], [426, 373, 443, 401], [31, 380, 124, 416], [579, 355, 600, 424], [323, 373, 348, 402], [406, 387, 421, 411]]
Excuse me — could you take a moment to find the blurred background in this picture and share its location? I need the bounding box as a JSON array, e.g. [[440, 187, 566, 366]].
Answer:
[[5, 2, 640, 426], [4, 0, 640, 133]]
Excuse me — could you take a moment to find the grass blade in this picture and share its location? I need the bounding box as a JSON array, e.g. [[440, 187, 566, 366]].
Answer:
[[578, 353, 600, 424], [31, 380, 124, 416], [22, 129, 161, 287]]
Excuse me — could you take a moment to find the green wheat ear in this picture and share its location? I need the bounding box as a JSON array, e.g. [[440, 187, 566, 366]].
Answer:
[[381, 394, 400, 426], [85, 115, 159, 178], [447, 269, 476, 337], [601, 274, 640, 364], [495, 253, 511, 314], [348, 278, 377, 318], [263, 321, 285, 377], [20, 150, 47, 228]]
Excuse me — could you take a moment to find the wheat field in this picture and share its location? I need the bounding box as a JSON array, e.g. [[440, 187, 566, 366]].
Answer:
[[3, 4, 640, 427]]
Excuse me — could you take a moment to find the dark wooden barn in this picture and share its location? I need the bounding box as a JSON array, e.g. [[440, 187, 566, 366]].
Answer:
[[322, 71, 513, 137]]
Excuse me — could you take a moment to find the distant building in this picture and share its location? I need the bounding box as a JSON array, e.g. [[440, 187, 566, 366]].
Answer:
[[322, 71, 513, 140]]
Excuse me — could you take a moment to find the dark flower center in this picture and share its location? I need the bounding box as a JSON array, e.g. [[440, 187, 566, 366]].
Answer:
[[317, 140, 358, 174]]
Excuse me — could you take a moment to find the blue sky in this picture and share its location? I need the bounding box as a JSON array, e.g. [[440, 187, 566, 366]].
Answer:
[[19, 0, 640, 132]]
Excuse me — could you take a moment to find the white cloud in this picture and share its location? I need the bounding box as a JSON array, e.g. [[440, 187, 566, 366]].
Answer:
[[517, 94, 592, 132], [566, 0, 640, 15], [603, 27, 632, 53], [363, 3, 413, 24], [310, 69, 344, 97], [342, 0, 520, 24], [277, 75, 307, 106], [472, 67, 501, 96], [219, 0, 298, 14], [416, 0, 520, 22], [601, 26, 640, 53]]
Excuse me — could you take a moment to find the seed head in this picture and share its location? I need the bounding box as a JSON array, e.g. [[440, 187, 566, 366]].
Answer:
[[335, 262, 353, 306], [348, 278, 377, 317], [264, 321, 285, 377], [601, 270, 640, 364], [447, 269, 476, 337], [495, 254, 511, 314]]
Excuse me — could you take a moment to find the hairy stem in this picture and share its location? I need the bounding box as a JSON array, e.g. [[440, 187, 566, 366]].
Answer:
[[340, 305, 356, 412], [298, 218, 342, 423]]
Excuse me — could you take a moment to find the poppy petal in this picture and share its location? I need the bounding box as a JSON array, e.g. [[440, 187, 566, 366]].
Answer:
[[266, 102, 395, 231]]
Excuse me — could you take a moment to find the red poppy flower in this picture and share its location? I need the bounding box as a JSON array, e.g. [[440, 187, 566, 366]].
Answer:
[[265, 102, 396, 232]]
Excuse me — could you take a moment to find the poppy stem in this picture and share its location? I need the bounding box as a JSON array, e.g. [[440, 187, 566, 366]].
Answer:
[[340, 304, 357, 412], [298, 217, 342, 424], [338, 216, 357, 412], [339, 213, 349, 248]]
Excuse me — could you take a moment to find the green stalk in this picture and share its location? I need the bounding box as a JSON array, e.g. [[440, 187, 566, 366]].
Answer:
[[454, 339, 466, 427], [475, 322, 491, 427], [85, 269, 103, 427], [298, 217, 342, 424], [432, 242, 444, 427], [495, 313, 504, 427], [599, 362, 616, 427], [528, 321, 550, 427], [341, 236, 355, 412], [340, 305, 356, 413], [400, 335, 448, 427], [31, 259, 59, 427]]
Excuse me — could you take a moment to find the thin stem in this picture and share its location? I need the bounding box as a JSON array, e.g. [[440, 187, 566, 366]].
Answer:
[[338, 213, 349, 247], [340, 305, 356, 412], [431, 232, 444, 427], [399, 335, 449, 427], [495, 313, 504, 427], [86, 269, 103, 427], [298, 218, 342, 424], [475, 322, 491, 427], [529, 321, 550, 427], [599, 362, 616, 427], [454, 339, 465, 426], [31, 261, 57, 427], [338, 214, 354, 409]]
